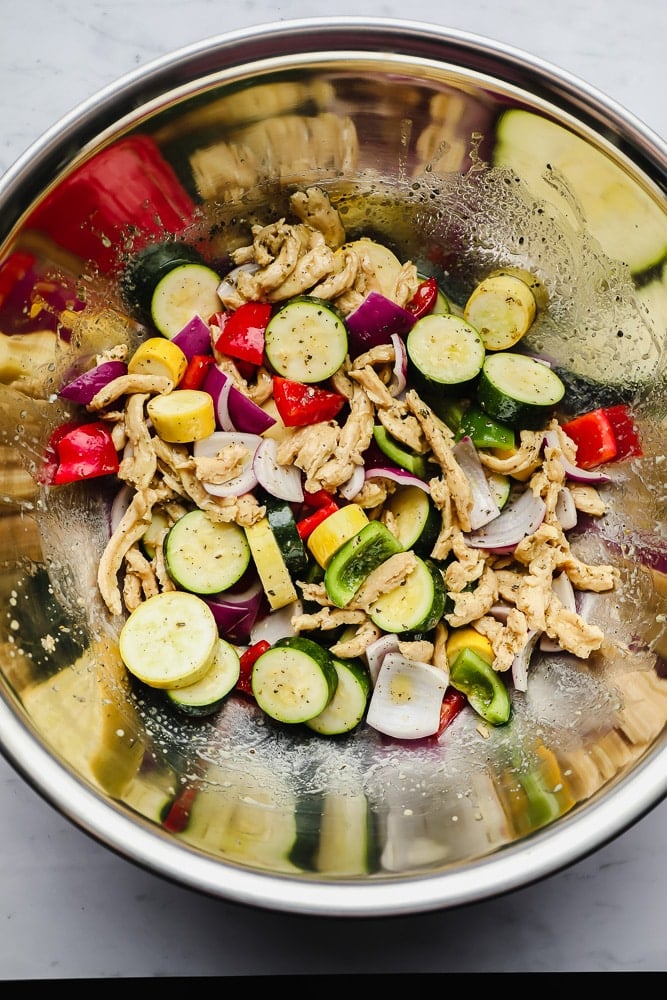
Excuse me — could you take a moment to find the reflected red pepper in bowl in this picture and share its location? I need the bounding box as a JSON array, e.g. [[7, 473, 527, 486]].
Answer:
[[27, 135, 197, 274]]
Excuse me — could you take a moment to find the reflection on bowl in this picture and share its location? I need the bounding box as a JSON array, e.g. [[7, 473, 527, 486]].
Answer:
[[0, 18, 665, 916]]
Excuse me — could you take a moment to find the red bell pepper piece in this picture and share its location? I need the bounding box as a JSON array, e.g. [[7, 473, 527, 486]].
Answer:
[[296, 501, 339, 540], [236, 640, 271, 697], [406, 276, 438, 319], [179, 353, 216, 390], [435, 688, 467, 738], [302, 488, 337, 509], [42, 420, 120, 485], [272, 376, 346, 427], [26, 136, 196, 274], [561, 409, 618, 469], [214, 302, 272, 366], [601, 404, 643, 461]]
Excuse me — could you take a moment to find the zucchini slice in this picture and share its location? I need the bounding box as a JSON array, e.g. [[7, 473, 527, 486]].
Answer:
[[477, 351, 565, 429], [120, 240, 207, 323], [119, 590, 218, 689], [305, 657, 372, 736], [262, 495, 309, 577], [368, 557, 447, 634], [406, 313, 485, 389], [164, 509, 251, 595], [127, 336, 188, 383], [324, 521, 404, 608], [340, 238, 404, 298], [146, 388, 215, 442], [244, 515, 298, 610], [382, 484, 440, 557], [166, 638, 241, 716], [151, 262, 222, 339], [251, 635, 339, 724], [307, 504, 370, 569], [264, 296, 348, 383]]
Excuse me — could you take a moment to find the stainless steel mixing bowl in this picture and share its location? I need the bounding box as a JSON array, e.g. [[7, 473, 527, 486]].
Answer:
[[0, 17, 665, 916]]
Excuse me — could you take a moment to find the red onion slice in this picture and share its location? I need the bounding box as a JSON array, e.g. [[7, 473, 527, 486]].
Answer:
[[216, 263, 260, 307], [453, 436, 501, 530], [59, 359, 128, 404], [544, 429, 611, 484], [346, 291, 415, 354], [364, 465, 431, 493], [193, 430, 262, 497], [365, 632, 401, 682], [466, 488, 546, 551], [512, 629, 540, 692], [555, 486, 578, 531], [204, 576, 264, 640], [253, 437, 304, 503], [339, 464, 365, 501], [203, 364, 276, 435], [388, 333, 408, 396], [171, 314, 212, 358]]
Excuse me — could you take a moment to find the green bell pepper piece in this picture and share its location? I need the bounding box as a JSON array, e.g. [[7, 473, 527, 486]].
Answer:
[[456, 405, 515, 450], [449, 646, 511, 725]]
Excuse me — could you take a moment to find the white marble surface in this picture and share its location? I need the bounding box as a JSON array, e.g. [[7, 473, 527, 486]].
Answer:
[[1, 0, 666, 979]]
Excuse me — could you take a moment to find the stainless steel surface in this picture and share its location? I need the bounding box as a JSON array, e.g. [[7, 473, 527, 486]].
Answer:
[[0, 17, 665, 917]]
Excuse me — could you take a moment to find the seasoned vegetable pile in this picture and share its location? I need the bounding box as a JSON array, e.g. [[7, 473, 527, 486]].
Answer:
[[44, 186, 643, 740]]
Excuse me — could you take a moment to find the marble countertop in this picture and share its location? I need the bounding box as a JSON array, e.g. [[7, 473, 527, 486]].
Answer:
[[1, 0, 665, 979]]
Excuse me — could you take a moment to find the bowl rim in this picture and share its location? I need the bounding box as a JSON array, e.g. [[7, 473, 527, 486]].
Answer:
[[1, 15, 666, 917]]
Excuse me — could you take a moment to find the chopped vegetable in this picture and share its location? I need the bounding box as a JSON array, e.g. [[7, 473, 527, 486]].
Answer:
[[306, 503, 366, 565], [561, 404, 643, 468], [272, 376, 346, 427], [165, 639, 241, 717], [179, 353, 216, 390], [264, 296, 348, 382], [146, 388, 216, 442], [325, 521, 404, 608], [455, 405, 515, 450], [214, 301, 272, 365], [449, 646, 511, 725], [237, 640, 271, 697], [477, 351, 565, 429], [366, 653, 449, 740], [345, 290, 415, 351], [119, 591, 219, 688], [406, 276, 440, 319], [58, 360, 129, 404], [463, 270, 537, 350], [43, 420, 119, 485], [407, 312, 485, 389], [251, 635, 339, 724], [296, 501, 340, 542], [435, 688, 467, 738], [164, 509, 251, 594], [127, 336, 188, 383]]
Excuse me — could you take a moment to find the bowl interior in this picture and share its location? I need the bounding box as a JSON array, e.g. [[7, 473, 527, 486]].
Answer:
[[0, 20, 665, 915]]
